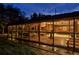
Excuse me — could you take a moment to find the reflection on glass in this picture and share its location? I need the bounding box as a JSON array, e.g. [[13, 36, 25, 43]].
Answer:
[[54, 33, 70, 46]]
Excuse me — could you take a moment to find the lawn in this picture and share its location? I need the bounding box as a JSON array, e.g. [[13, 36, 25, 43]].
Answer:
[[0, 37, 36, 55]]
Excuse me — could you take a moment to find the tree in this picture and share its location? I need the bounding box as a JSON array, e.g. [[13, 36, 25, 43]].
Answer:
[[0, 4, 27, 33], [31, 13, 38, 20], [0, 4, 6, 34], [5, 5, 22, 23]]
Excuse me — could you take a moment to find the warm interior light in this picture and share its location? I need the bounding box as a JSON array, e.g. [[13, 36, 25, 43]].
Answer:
[[40, 22, 46, 27], [54, 33, 71, 38], [46, 33, 71, 38]]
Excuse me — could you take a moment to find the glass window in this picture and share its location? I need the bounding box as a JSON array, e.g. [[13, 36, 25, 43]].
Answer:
[[54, 33, 72, 46], [23, 24, 29, 31], [40, 22, 53, 32], [54, 20, 69, 25], [54, 26, 69, 32], [30, 32, 39, 42], [40, 32, 53, 45], [75, 19, 79, 33], [30, 23, 38, 31], [22, 32, 29, 40], [75, 34, 79, 48], [54, 20, 70, 33]]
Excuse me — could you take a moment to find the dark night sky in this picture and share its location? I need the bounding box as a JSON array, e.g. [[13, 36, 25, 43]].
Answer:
[[5, 3, 79, 17]]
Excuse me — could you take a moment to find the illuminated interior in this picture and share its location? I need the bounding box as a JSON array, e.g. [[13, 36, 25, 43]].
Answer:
[[8, 18, 79, 49]]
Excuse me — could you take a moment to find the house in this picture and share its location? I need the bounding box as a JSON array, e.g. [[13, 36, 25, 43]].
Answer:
[[8, 11, 79, 50]]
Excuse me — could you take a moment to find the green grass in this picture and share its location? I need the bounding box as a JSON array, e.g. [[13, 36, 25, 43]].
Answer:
[[0, 37, 36, 55]]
